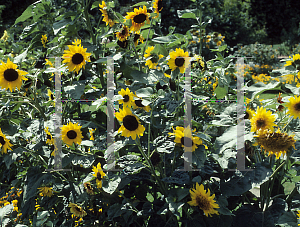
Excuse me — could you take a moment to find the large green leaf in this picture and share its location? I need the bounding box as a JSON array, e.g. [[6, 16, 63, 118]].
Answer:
[[14, 5, 34, 25], [63, 82, 85, 99], [0, 204, 13, 226], [102, 173, 121, 194], [177, 9, 197, 19]]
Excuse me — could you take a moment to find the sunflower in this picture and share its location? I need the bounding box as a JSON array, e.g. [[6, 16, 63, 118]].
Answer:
[[89, 128, 96, 141], [167, 48, 190, 73], [0, 58, 28, 92], [253, 128, 296, 159], [92, 163, 106, 189], [69, 203, 87, 218], [44, 127, 54, 145], [72, 39, 81, 46], [144, 46, 164, 69], [286, 95, 300, 119], [0, 128, 13, 155], [115, 107, 145, 140], [153, 0, 163, 19], [118, 87, 134, 107], [168, 126, 203, 152], [99, 1, 116, 27], [187, 183, 220, 217], [41, 34, 48, 48], [117, 39, 129, 49], [62, 42, 91, 73], [297, 210, 300, 226], [132, 93, 151, 112], [133, 32, 144, 46], [250, 106, 277, 133], [125, 6, 150, 32], [244, 108, 255, 120], [47, 89, 55, 107], [37, 186, 54, 197], [83, 182, 94, 195], [285, 54, 300, 68], [61, 122, 83, 147], [116, 25, 130, 42]]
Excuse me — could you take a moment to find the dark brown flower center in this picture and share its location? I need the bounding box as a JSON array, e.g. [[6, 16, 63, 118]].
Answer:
[[121, 29, 127, 36], [72, 53, 84, 65], [67, 130, 77, 139], [123, 95, 130, 102], [135, 100, 145, 107], [0, 136, 5, 146], [196, 195, 210, 210], [244, 111, 249, 119], [117, 40, 128, 48], [97, 171, 103, 181], [4, 69, 19, 82], [175, 57, 185, 67], [46, 134, 52, 140], [180, 137, 193, 147], [134, 34, 140, 43], [256, 119, 265, 128], [133, 13, 147, 24], [75, 206, 82, 212], [294, 102, 300, 111], [123, 115, 139, 131], [50, 94, 54, 100], [158, 0, 163, 11]]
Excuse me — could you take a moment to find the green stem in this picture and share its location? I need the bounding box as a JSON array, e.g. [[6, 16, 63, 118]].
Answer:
[[135, 138, 167, 196]]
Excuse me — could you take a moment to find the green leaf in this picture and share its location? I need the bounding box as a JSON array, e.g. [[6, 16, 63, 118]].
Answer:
[[91, 1, 101, 9], [153, 44, 168, 57], [14, 5, 33, 25], [177, 9, 197, 19], [14, 47, 29, 64], [135, 87, 153, 97], [152, 35, 177, 43], [53, 18, 72, 35], [71, 154, 95, 168], [4, 147, 23, 169], [0, 204, 13, 226], [132, 2, 150, 7], [102, 173, 121, 194], [63, 82, 85, 99], [214, 85, 228, 99], [276, 211, 298, 227]]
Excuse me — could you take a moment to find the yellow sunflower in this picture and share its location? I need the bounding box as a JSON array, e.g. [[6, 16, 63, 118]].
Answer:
[[69, 203, 87, 218], [92, 163, 106, 189], [253, 128, 296, 159], [89, 128, 96, 141], [118, 87, 134, 107], [0, 58, 28, 92], [133, 31, 144, 46], [83, 182, 94, 195], [116, 25, 130, 42], [0, 128, 13, 155], [167, 48, 190, 73], [153, 0, 163, 19], [285, 54, 300, 67], [125, 5, 150, 32], [72, 39, 81, 46], [187, 183, 220, 217], [144, 46, 164, 69], [99, 1, 116, 27], [168, 126, 204, 152], [286, 95, 300, 119], [44, 127, 54, 145], [250, 106, 277, 133], [297, 210, 300, 226], [115, 107, 145, 140], [244, 108, 255, 120], [61, 122, 83, 147], [41, 34, 48, 48], [37, 186, 54, 197], [47, 89, 55, 107], [62, 42, 91, 73]]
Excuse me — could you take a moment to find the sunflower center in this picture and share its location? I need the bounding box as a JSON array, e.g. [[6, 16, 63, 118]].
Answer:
[[46, 134, 52, 140], [175, 57, 185, 67], [121, 29, 127, 36], [135, 100, 145, 107], [134, 34, 140, 43], [123, 115, 139, 131], [180, 137, 193, 147], [158, 0, 163, 11], [4, 69, 19, 82], [123, 95, 130, 102], [97, 171, 103, 181], [72, 53, 84, 65], [75, 206, 82, 212], [0, 136, 5, 146], [196, 195, 211, 210], [133, 13, 147, 24], [244, 112, 249, 119], [67, 130, 77, 139], [294, 102, 300, 111], [256, 119, 265, 128], [50, 94, 54, 100]]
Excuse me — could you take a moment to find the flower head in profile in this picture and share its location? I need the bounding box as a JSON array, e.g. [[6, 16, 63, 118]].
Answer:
[[285, 54, 300, 68], [168, 126, 204, 152], [62, 40, 91, 73], [144, 46, 164, 69], [132, 92, 151, 112], [133, 32, 144, 46], [69, 203, 87, 218], [0, 128, 13, 155], [153, 0, 163, 19], [250, 106, 277, 133], [61, 122, 83, 147], [115, 107, 145, 140], [89, 128, 96, 141], [167, 48, 189, 73], [44, 127, 54, 146], [37, 186, 54, 197], [0, 58, 28, 92], [92, 163, 106, 189], [41, 35, 48, 48], [47, 89, 55, 107], [253, 128, 296, 159], [244, 108, 255, 120], [187, 183, 219, 217], [125, 6, 150, 32], [99, 1, 116, 27], [286, 95, 300, 119], [116, 25, 130, 42]]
